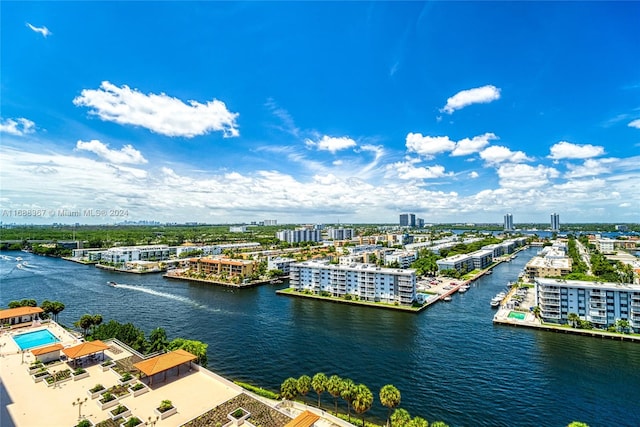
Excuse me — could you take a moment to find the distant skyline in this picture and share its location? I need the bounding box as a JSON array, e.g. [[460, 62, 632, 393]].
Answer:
[[1, 2, 639, 225]]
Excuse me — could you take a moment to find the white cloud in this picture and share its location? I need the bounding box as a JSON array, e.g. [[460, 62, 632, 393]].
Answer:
[[548, 141, 605, 160], [564, 159, 610, 178], [0, 118, 35, 136], [441, 85, 501, 114], [480, 145, 531, 165], [468, 171, 479, 179], [497, 164, 559, 189], [73, 81, 239, 138], [75, 140, 148, 165], [388, 160, 452, 180], [306, 135, 357, 153], [406, 133, 455, 158], [26, 23, 52, 38], [628, 119, 640, 129], [451, 133, 498, 156]]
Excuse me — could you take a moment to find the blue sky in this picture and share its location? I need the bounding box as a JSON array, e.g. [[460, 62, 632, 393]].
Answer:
[[1, 1, 639, 225]]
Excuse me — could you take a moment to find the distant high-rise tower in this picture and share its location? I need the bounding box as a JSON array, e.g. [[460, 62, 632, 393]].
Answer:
[[400, 213, 416, 227], [504, 213, 514, 231], [550, 213, 560, 232]]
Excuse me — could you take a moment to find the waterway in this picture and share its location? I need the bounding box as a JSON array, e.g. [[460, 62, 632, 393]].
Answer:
[[1, 249, 639, 427]]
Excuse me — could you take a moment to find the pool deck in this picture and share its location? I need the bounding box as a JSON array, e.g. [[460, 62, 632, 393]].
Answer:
[[0, 322, 356, 427]]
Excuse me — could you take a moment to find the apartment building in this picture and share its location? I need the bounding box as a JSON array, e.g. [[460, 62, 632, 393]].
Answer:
[[289, 260, 416, 305], [524, 246, 572, 281], [187, 256, 256, 278], [101, 245, 171, 264], [535, 278, 640, 329], [327, 228, 354, 240], [385, 250, 418, 268], [267, 257, 296, 275], [276, 228, 322, 243]]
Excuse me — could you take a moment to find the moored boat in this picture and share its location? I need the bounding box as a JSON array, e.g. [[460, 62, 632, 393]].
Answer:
[[443, 296, 452, 301]]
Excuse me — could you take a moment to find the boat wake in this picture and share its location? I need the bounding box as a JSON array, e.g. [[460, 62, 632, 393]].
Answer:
[[114, 284, 211, 310]]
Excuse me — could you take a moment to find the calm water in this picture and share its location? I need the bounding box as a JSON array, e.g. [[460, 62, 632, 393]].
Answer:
[[2, 249, 639, 427]]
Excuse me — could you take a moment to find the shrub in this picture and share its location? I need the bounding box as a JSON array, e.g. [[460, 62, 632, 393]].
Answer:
[[77, 420, 92, 427], [90, 384, 105, 393], [158, 400, 173, 412], [74, 368, 86, 375], [123, 417, 142, 427], [101, 392, 115, 402], [111, 405, 128, 415], [130, 383, 145, 391]]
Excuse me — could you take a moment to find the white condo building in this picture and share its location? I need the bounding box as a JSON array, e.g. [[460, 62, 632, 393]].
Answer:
[[276, 228, 322, 243], [289, 260, 417, 305], [101, 245, 170, 263], [327, 227, 354, 240], [535, 278, 640, 330]]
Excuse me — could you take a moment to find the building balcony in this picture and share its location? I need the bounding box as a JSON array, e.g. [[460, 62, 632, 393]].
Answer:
[[543, 313, 561, 319]]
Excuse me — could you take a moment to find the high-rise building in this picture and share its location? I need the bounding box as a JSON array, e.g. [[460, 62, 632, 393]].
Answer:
[[399, 213, 416, 227], [551, 213, 560, 232], [504, 213, 514, 231]]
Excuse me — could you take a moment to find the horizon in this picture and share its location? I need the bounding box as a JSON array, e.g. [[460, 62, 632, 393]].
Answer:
[[1, 2, 639, 225]]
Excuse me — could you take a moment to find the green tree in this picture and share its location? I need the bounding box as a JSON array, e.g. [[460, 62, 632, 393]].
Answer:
[[74, 314, 98, 337], [8, 299, 37, 308], [280, 377, 299, 401], [391, 409, 411, 427], [380, 384, 401, 427], [352, 384, 373, 427], [615, 319, 630, 334], [408, 417, 429, 427], [312, 373, 327, 409], [429, 422, 449, 427], [532, 306, 541, 319], [567, 313, 580, 328], [148, 327, 169, 353], [296, 375, 312, 398], [168, 338, 208, 367], [340, 378, 357, 422], [567, 423, 589, 427], [326, 375, 343, 415]]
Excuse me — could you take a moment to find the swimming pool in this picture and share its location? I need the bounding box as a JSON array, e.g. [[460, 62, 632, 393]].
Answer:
[[508, 311, 526, 320], [12, 329, 60, 350]]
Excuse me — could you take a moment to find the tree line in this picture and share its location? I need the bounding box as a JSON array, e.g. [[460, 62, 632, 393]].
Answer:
[[280, 373, 447, 427]]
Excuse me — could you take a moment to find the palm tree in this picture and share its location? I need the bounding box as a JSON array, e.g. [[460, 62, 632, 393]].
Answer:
[[311, 373, 327, 409], [296, 375, 312, 399], [352, 384, 373, 427], [326, 375, 343, 414], [390, 409, 411, 427], [379, 384, 401, 427], [532, 306, 541, 319], [280, 377, 299, 401], [567, 312, 580, 328], [340, 378, 356, 422]]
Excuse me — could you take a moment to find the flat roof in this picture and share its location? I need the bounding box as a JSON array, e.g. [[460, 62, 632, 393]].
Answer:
[[134, 349, 197, 376], [536, 278, 640, 291]]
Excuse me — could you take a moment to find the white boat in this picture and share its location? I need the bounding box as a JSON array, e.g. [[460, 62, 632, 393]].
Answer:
[[107, 281, 118, 287], [458, 285, 469, 293], [443, 296, 452, 302], [490, 299, 501, 308], [16, 257, 23, 261]]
